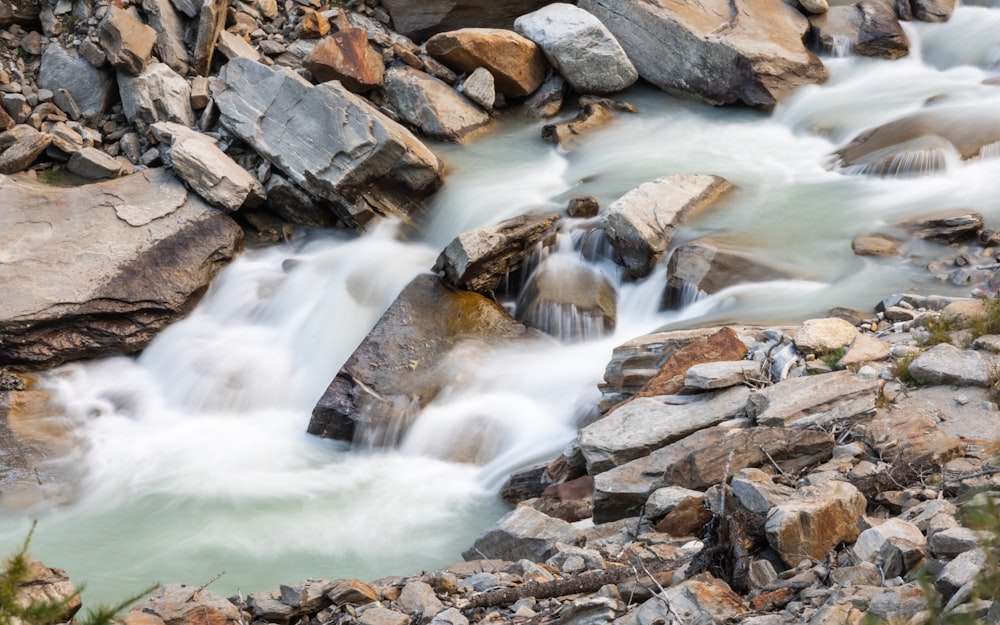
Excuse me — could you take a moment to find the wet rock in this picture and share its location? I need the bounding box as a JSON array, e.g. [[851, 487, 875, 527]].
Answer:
[[579, 0, 827, 108], [142, 0, 189, 75], [907, 343, 993, 387], [514, 3, 637, 95], [425, 28, 547, 98], [133, 583, 242, 625], [193, 0, 227, 76], [308, 274, 529, 443], [380, 0, 551, 43], [152, 122, 265, 212], [522, 74, 565, 119], [567, 196, 599, 218], [67, 146, 122, 179], [793, 317, 860, 355], [901, 210, 984, 243], [382, 64, 492, 142], [305, 28, 385, 93], [434, 212, 559, 292], [460, 67, 495, 110], [851, 233, 901, 256], [541, 96, 637, 151], [98, 6, 157, 75], [462, 505, 580, 562], [0, 129, 51, 174], [810, 1, 909, 59], [748, 370, 880, 428], [901, 0, 956, 22], [852, 518, 925, 563], [0, 169, 242, 368], [579, 386, 750, 474], [38, 44, 113, 121], [602, 174, 733, 280], [592, 426, 834, 522], [516, 255, 617, 341], [119, 62, 196, 128], [214, 58, 444, 228], [765, 480, 866, 566]]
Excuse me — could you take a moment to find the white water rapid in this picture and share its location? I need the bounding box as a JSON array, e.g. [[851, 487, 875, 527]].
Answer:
[[3, 6, 1000, 605]]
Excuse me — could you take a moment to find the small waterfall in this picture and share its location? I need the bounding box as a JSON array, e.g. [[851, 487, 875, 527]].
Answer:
[[661, 279, 707, 312], [820, 35, 856, 58], [837, 139, 959, 177]]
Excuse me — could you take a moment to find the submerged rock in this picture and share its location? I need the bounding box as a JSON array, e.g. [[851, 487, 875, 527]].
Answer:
[[516, 255, 617, 341]]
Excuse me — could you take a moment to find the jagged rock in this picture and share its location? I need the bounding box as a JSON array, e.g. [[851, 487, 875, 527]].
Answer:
[[592, 426, 834, 522], [425, 28, 547, 97], [810, 1, 909, 59], [382, 64, 492, 142], [522, 74, 565, 119], [929, 527, 982, 558], [866, 584, 930, 622], [305, 28, 385, 93], [936, 548, 986, 598], [308, 274, 530, 443], [907, 343, 993, 387], [852, 518, 926, 563], [747, 370, 880, 428], [0, 169, 241, 368], [325, 579, 378, 605], [132, 583, 242, 625], [461, 67, 495, 110], [216, 30, 263, 63], [861, 404, 963, 467], [579, 386, 749, 474], [397, 581, 443, 619], [852, 233, 901, 256], [67, 146, 122, 179], [628, 327, 749, 401], [514, 3, 637, 95], [462, 505, 580, 562], [765, 480, 866, 566], [434, 212, 559, 292], [279, 580, 334, 614], [579, 0, 827, 108], [516, 255, 617, 341], [793, 318, 860, 355], [901, 210, 984, 243], [2, 95, 30, 125], [263, 174, 338, 228], [37, 44, 113, 120], [193, 0, 227, 76], [119, 62, 196, 127], [601, 175, 733, 279], [214, 58, 444, 228], [9, 558, 82, 623], [141, 0, 189, 74], [684, 360, 761, 390], [152, 122, 265, 212], [541, 96, 637, 150], [380, 0, 551, 42], [730, 468, 795, 514], [298, 8, 330, 39], [837, 333, 891, 368], [246, 591, 296, 621], [98, 6, 157, 75], [880, 537, 927, 578], [0, 130, 51, 174]]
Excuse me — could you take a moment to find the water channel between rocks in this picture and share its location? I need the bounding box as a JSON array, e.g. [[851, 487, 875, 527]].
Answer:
[[3, 7, 1000, 606]]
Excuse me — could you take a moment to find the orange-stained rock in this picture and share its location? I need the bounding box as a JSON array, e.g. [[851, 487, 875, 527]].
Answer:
[[297, 8, 330, 39], [630, 326, 748, 401], [425, 28, 546, 97], [130, 584, 242, 625]]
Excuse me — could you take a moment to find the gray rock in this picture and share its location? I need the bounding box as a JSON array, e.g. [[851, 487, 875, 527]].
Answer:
[[383, 65, 491, 142], [0, 169, 242, 368], [601, 175, 733, 279], [430, 608, 469, 625], [380, 0, 551, 43], [929, 527, 982, 558], [908, 343, 993, 387], [462, 506, 580, 563], [141, 0, 189, 74], [516, 255, 617, 341], [936, 548, 986, 598], [0, 130, 51, 174], [879, 537, 926, 578], [645, 486, 707, 519], [522, 74, 565, 119], [434, 212, 559, 292], [579, 386, 750, 474], [38, 44, 113, 120], [52, 89, 81, 121], [514, 3, 637, 95], [119, 62, 196, 127], [358, 607, 411, 625], [898, 499, 958, 531], [810, 1, 909, 59], [168, 0, 199, 18], [747, 370, 880, 428], [263, 174, 338, 228], [278, 580, 334, 614], [397, 581, 443, 619], [461, 67, 495, 111], [67, 146, 122, 179], [903, 0, 956, 22], [852, 518, 925, 563], [246, 591, 296, 621], [558, 596, 619, 625], [2, 94, 29, 124], [216, 29, 263, 63], [866, 583, 931, 622], [685, 360, 761, 390], [214, 58, 444, 228], [98, 6, 157, 75], [902, 210, 985, 243], [730, 468, 795, 514], [579, 0, 827, 108], [765, 480, 866, 566]]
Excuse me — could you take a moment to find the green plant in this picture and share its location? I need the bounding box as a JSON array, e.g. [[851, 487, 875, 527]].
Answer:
[[819, 346, 848, 370], [891, 352, 920, 387], [971, 295, 1000, 339], [922, 315, 956, 347], [37, 169, 63, 186]]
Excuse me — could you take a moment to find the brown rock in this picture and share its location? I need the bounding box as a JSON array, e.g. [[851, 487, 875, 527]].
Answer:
[[98, 6, 157, 75], [852, 233, 901, 256], [0, 107, 13, 131], [765, 480, 866, 566], [297, 8, 331, 39], [532, 475, 594, 522], [541, 96, 638, 151], [306, 28, 385, 93], [629, 326, 748, 401], [654, 496, 713, 537], [0, 130, 52, 174], [810, 1, 909, 59], [326, 579, 378, 605], [135, 584, 242, 625], [862, 406, 964, 467], [193, 0, 227, 76], [425, 28, 547, 97], [12, 559, 82, 622]]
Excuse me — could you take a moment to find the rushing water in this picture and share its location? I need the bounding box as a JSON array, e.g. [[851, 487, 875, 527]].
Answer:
[[3, 7, 1000, 605]]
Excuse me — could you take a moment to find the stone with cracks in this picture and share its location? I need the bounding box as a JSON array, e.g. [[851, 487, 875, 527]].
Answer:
[[514, 3, 637, 95], [119, 62, 196, 127], [98, 6, 157, 75], [462, 505, 580, 563], [592, 426, 834, 522], [627, 326, 749, 401], [305, 28, 385, 93], [215, 58, 444, 228], [38, 44, 114, 120], [765, 480, 866, 566], [0, 130, 51, 174], [379, 0, 552, 42], [382, 65, 492, 143], [907, 343, 994, 387], [0, 168, 242, 368], [11, 559, 82, 623], [685, 360, 762, 390], [461, 67, 495, 110], [434, 212, 560, 292], [425, 28, 547, 98], [837, 333, 891, 368], [810, 1, 909, 59], [747, 370, 880, 428], [601, 175, 733, 279], [579, 0, 828, 108], [936, 549, 986, 598]]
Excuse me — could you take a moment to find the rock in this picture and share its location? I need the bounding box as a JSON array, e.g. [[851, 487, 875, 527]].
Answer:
[[430, 608, 468, 625], [579, 0, 827, 108], [514, 3, 637, 95], [810, 1, 909, 59], [0, 108, 12, 132], [793, 317, 860, 355], [0, 130, 51, 174], [765, 480, 866, 566], [941, 299, 986, 325], [852, 518, 926, 563], [555, 595, 618, 625], [684, 360, 761, 390], [152, 122, 265, 212], [861, 404, 963, 467], [37, 44, 113, 121], [379, 0, 552, 42], [141, 0, 189, 74], [193, 0, 227, 76], [0, 169, 242, 368], [382, 65, 492, 142], [263, 174, 339, 228], [579, 386, 749, 474], [852, 234, 901, 256], [629, 327, 750, 400], [516, 255, 617, 341], [397, 581, 443, 619], [0, 1, 41, 25], [929, 527, 982, 558], [246, 591, 296, 621], [541, 96, 637, 151], [216, 30, 263, 63], [936, 548, 986, 598], [434, 212, 559, 292], [592, 426, 834, 522], [67, 146, 122, 179], [866, 584, 930, 622], [902, 0, 956, 22], [748, 371, 880, 428], [325, 579, 378, 605], [2, 95, 30, 125], [297, 8, 330, 39], [214, 58, 444, 228], [879, 537, 927, 578], [567, 196, 599, 219], [602, 175, 733, 279], [462, 505, 580, 562], [425, 28, 547, 98], [10, 558, 82, 623], [307, 274, 529, 443], [901, 210, 984, 243], [119, 62, 196, 128], [661, 577, 747, 624], [648, 488, 713, 536], [522, 74, 566, 119], [800, 0, 829, 13], [532, 475, 594, 522], [729, 468, 795, 514], [279, 580, 334, 614], [305, 28, 385, 93], [837, 333, 891, 368], [98, 6, 157, 75], [133, 583, 242, 625], [358, 607, 410, 625], [461, 67, 495, 110], [907, 343, 993, 387]]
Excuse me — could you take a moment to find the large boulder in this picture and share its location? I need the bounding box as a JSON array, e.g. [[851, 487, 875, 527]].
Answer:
[[118, 62, 196, 128], [907, 343, 995, 387], [810, 1, 909, 59], [514, 3, 638, 95], [424, 28, 547, 98], [214, 58, 444, 228], [307, 274, 531, 444], [37, 44, 114, 121], [765, 480, 866, 566], [379, 0, 552, 42], [0, 169, 242, 368], [382, 65, 492, 142], [579, 0, 828, 108], [602, 175, 733, 280]]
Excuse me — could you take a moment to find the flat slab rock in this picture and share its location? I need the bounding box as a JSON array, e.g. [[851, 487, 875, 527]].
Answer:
[[747, 370, 880, 428], [0, 168, 242, 368], [907, 343, 995, 387]]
